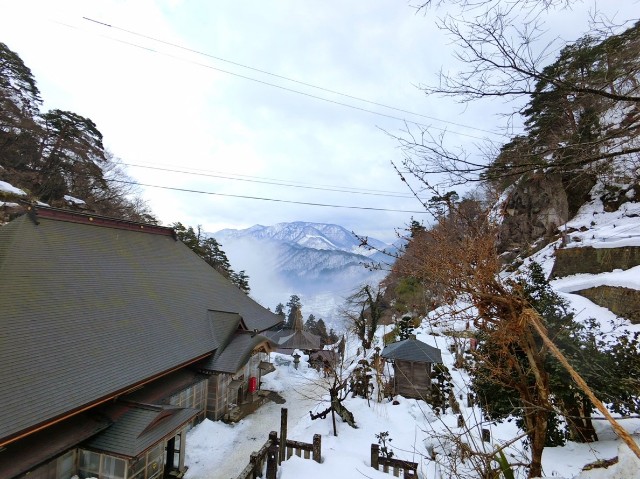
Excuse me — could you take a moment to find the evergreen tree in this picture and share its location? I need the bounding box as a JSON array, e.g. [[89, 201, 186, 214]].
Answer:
[[0, 42, 154, 222], [172, 222, 250, 294], [38, 109, 108, 203], [285, 294, 302, 329], [0, 41, 42, 173], [316, 318, 329, 346], [473, 262, 640, 445], [408, 217, 425, 238], [274, 303, 285, 317], [305, 314, 318, 333], [396, 314, 415, 341], [229, 270, 250, 295]]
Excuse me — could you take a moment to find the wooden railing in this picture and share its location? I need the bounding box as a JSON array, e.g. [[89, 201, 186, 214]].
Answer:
[[281, 435, 322, 462], [235, 431, 277, 479], [235, 408, 322, 479], [371, 444, 418, 479]]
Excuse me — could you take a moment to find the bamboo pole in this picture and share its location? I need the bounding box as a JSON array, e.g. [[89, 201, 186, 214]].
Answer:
[[524, 309, 640, 460]]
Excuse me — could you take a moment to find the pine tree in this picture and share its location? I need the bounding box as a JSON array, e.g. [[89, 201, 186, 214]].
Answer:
[[286, 294, 302, 329], [396, 314, 415, 341], [0, 42, 42, 173], [305, 314, 318, 333], [316, 319, 329, 346], [473, 262, 640, 445], [274, 303, 285, 317], [0, 42, 155, 221], [172, 222, 250, 294]]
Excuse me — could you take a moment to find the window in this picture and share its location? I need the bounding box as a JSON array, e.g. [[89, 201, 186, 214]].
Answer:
[[79, 450, 100, 477], [128, 457, 146, 479], [78, 450, 126, 479], [168, 379, 207, 423], [146, 443, 165, 479], [102, 455, 126, 479], [56, 449, 77, 478]]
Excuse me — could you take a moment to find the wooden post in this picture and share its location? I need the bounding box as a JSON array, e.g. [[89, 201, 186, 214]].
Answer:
[[371, 443, 380, 470], [466, 392, 474, 407], [279, 408, 288, 464], [312, 434, 321, 463], [266, 441, 278, 479], [249, 452, 259, 479]]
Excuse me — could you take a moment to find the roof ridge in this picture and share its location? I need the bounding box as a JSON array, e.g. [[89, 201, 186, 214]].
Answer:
[[28, 204, 178, 238]]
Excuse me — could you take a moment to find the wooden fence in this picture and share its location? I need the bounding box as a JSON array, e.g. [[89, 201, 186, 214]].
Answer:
[[234, 408, 322, 479], [281, 435, 322, 462], [235, 431, 278, 479], [371, 444, 418, 479]]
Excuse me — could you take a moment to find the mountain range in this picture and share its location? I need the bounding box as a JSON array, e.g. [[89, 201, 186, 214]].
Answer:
[[213, 221, 396, 323]]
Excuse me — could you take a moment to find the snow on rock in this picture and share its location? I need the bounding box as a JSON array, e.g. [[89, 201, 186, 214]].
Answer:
[[64, 194, 86, 205], [562, 183, 640, 249], [0, 180, 27, 196], [552, 266, 640, 293]]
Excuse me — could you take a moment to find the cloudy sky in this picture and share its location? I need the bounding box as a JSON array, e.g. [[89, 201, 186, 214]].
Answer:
[[0, 0, 636, 243]]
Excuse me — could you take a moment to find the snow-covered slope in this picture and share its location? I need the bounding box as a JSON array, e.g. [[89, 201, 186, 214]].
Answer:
[[182, 184, 640, 479]]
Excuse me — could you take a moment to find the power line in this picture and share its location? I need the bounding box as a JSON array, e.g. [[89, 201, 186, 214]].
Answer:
[[65, 17, 507, 142], [106, 178, 429, 214], [82, 16, 510, 140], [122, 162, 422, 199]]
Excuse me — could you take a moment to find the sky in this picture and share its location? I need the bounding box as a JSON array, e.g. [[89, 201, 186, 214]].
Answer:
[[0, 0, 637, 243]]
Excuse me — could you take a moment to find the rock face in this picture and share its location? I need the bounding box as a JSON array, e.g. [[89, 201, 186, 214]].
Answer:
[[552, 246, 640, 278], [499, 173, 569, 251], [575, 285, 640, 324]]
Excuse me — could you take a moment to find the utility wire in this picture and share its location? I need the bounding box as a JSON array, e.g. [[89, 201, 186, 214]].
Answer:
[[124, 159, 422, 196], [70, 17, 506, 142], [83, 16, 510, 140], [122, 162, 422, 199], [106, 178, 429, 214]]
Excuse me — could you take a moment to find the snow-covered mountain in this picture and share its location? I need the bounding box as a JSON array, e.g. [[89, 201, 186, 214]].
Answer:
[[213, 222, 396, 323], [216, 221, 392, 258]]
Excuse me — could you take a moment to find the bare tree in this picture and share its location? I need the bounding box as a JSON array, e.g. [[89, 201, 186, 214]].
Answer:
[[342, 285, 386, 352], [304, 337, 359, 436], [396, 2, 640, 190]]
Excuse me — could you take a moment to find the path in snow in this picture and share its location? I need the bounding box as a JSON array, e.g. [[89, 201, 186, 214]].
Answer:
[[185, 359, 326, 479]]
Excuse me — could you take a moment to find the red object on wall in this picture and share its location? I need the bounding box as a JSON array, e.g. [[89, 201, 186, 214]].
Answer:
[[248, 376, 258, 393]]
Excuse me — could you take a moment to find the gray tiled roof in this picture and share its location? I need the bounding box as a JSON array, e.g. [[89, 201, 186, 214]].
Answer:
[[0, 412, 110, 478], [84, 404, 198, 458], [263, 329, 321, 350], [381, 338, 443, 364], [201, 332, 275, 373], [0, 212, 282, 443], [277, 330, 321, 350]]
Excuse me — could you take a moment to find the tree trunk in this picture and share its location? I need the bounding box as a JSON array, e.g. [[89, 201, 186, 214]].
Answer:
[[525, 407, 548, 479], [332, 398, 356, 428], [331, 407, 337, 436], [564, 397, 598, 443]]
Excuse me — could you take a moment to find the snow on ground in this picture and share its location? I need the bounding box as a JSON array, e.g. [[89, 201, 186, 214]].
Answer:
[[184, 359, 322, 479], [184, 191, 640, 478], [183, 331, 640, 479]]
